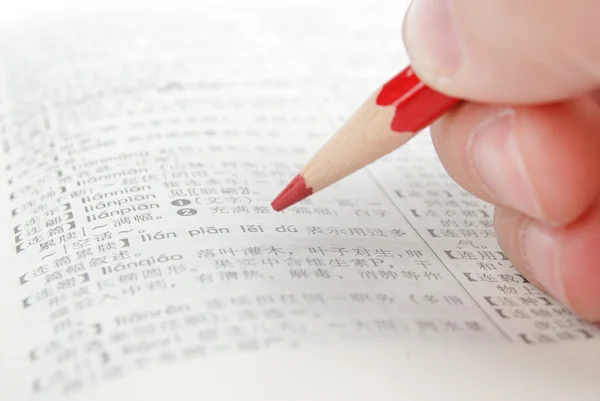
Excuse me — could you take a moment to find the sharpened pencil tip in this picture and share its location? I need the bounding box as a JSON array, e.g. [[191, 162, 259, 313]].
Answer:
[[271, 174, 313, 211]]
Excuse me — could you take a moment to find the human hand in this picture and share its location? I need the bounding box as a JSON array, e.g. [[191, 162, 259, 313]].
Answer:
[[403, 0, 600, 320]]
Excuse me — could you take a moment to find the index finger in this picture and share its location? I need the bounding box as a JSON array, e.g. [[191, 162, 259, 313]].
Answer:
[[403, 0, 600, 104]]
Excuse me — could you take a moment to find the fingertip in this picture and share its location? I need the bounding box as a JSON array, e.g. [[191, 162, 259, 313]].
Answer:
[[431, 98, 600, 228], [405, 0, 600, 103], [492, 207, 550, 293], [494, 204, 600, 322], [517, 98, 600, 226], [403, 0, 461, 91], [557, 204, 600, 321]]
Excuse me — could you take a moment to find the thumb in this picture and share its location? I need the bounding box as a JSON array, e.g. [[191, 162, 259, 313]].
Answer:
[[402, 0, 600, 104]]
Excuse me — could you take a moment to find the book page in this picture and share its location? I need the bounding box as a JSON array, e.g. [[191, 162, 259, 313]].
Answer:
[[1, 1, 600, 400]]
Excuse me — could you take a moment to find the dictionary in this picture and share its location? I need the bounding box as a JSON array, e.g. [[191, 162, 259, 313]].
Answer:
[[1, 1, 599, 400]]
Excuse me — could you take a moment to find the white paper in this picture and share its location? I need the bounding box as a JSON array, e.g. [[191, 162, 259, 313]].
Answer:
[[1, 1, 599, 400]]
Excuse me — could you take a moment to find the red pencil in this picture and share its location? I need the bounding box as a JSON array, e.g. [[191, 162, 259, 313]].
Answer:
[[271, 65, 462, 211]]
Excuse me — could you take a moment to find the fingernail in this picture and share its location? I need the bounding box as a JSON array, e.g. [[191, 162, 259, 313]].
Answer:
[[520, 221, 566, 304], [470, 109, 545, 221], [404, 0, 461, 86]]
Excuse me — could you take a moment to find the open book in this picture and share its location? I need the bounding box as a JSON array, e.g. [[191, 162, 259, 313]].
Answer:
[[1, 1, 600, 400]]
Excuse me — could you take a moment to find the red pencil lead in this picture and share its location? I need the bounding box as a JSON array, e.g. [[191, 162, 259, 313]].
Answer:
[[271, 174, 312, 211]]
